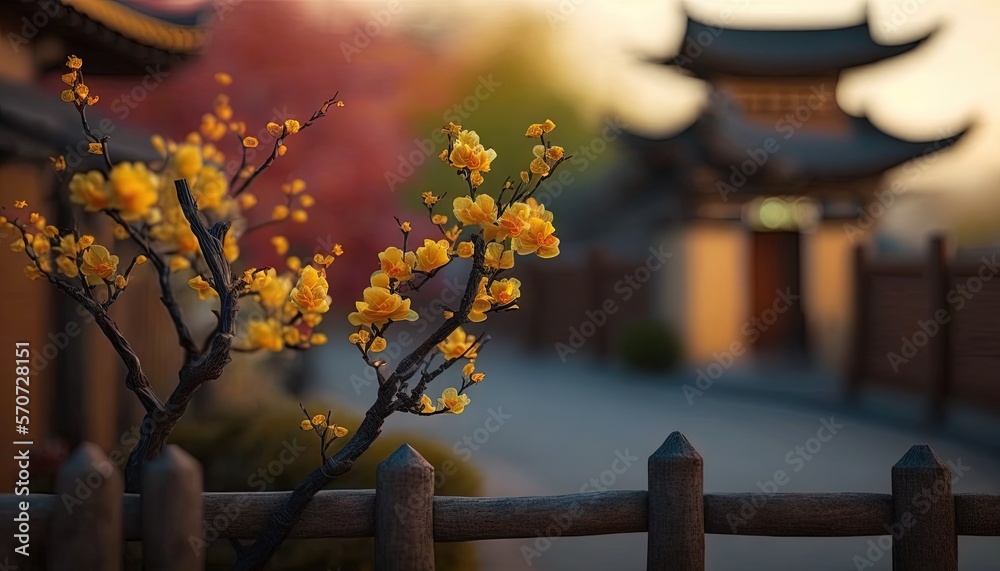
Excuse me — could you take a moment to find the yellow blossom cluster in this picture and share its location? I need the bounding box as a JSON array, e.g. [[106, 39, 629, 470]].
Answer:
[[2, 206, 140, 293]]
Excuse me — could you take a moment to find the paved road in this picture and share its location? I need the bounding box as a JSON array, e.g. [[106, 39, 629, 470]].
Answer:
[[311, 339, 1000, 571]]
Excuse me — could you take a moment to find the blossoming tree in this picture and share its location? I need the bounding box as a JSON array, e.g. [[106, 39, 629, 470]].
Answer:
[[2, 56, 570, 569]]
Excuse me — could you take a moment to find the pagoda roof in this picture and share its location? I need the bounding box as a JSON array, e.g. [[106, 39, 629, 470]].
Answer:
[[14, 0, 212, 75], [0, 80, 158, 165], [669, 16, 932, 77], [628, 92, 967, 189]]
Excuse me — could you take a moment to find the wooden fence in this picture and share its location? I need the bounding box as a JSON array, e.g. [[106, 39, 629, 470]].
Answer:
[[849, 234, 1000, 420], [2, 433, 999, 570]]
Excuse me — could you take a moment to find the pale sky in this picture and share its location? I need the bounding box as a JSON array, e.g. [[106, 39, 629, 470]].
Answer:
[[307, 0, 1000, 241]]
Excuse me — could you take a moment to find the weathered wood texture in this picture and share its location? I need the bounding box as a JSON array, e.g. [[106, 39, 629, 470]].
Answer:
[[375, 445, 435, 571], [142, 445, 204, 571], [47, 443, 122, 571], [648, 432, 704, 570], [892, 445, 958, 571], [4, 437, 998, 571]]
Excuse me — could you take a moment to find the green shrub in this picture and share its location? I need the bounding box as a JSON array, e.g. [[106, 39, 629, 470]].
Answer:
[[616, 320, 682, 373], [166, 403, 481, 570]]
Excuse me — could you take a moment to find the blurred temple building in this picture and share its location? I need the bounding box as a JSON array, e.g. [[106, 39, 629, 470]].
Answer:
[[620, 15, 965, 368], [0, 0, 211, 487]]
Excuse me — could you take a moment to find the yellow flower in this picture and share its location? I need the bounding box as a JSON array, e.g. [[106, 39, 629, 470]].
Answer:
[[490, 278, 521, 306], [242, 137, 259, 148], [529, 157, 550, 176], [453, 194, 497, 227], [9, 240, 25, 253], [310, 333, 328, 345], [525, 124, 543, 138], [370, 337, 387, 352], [136, 255, 147, 265], [277, 144, 288, 156], [300, 419, 313, 431], [312, 414, 327, 426], [455, 241, 474, 258], [115, 275, 127, 289], [187, 275, 218, 300], [60, 89, 75, 102], [546, 146, 565, 161], [442, 122, 462, 136], [348, 272, 418, 327], [333, 244, 344, 256], [56, 256, 78, 278], [378, 247, 416, 282], [291, 210, 308, 223], [400, 221, 412, 232], [271, 236, 289, 255], [470, 171, 484, 187], [283, 326, 301, 346], [248, 268, 277, 293], [420, 394, 436, 413], [520, 171, 530, 184], [170, 256, 191, 271], [484, 242, 514, 270], [437, 388, 470, 415], [314, 253, 335, 267], [284, 119, 301, 135], [80, 245, 119, 285], [214, 72, 233, 86], [108, 162, 158, 220], [290, 266, 331, 314], [299, 195, 315, 208], [525, 197, 554, 222], [541, 119, 556, 133], [88, 143, 103, 155], [61, 72, 76, 86], [57, 235, 78, 257], [431, 214, 448, 226], [462, 362, 475, 376], [273, 205, 290, 220], [31, 233, 51, 255], [239, 193, 258, 209], [113, 224, 130, 241], [444, 225, 461, 242], [248, 318, 284, 351], [77, 235, 94, 249], [50, 155, 66, 172], [437, 327, 478, 360], [24, 264, 44, 280], [456, 130, 480, 148], [488, 202, 531, 242], [287, 256, 302, 271], [469, 277, 492, 323], [69, 171, 110, 211], [173, 144, 203, 180], [414, 239, 450, 272], [13, 200, 27, 209], [332, 425, 349, 438], [471, 372, 486, 383], [66, 55, 83, 70], [512, 218, 560, 258], [349, 329, 371, 345], [449, 143, 497, 173], [266, 122, 284, 137]]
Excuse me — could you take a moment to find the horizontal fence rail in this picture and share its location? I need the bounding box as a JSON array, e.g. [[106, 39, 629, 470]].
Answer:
[[1, 433, 998, 570]]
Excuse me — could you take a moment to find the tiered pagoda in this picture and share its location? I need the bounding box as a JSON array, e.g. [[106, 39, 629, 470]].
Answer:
[[622, 15, 966, 361]]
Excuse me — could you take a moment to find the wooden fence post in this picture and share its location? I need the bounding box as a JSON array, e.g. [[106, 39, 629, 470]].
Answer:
[[142, 445, 204, 571], [847, 241, 870, 402], [375, 444, 435, 571], [648, 432, 704, 571], [48, 442, 122, 571], [926, 234, 952, 423], [891, 445, 957, 571]]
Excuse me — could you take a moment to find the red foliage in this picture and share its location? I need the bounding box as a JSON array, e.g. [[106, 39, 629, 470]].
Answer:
[[82, 1, 465, 302]]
